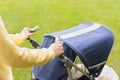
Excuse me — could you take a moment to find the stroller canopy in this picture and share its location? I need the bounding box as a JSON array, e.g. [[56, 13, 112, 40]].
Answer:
[[32, 22, 114, 80]]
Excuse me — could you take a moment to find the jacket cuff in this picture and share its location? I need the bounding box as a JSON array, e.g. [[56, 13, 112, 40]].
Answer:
[[47, 47, 56, 60]]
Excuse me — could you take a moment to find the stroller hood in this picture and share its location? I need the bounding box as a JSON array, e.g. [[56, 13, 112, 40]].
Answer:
[[46, 22, 114, 76]]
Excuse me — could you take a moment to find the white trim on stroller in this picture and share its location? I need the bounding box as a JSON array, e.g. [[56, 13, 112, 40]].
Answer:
[[55, 23, 101, 39]]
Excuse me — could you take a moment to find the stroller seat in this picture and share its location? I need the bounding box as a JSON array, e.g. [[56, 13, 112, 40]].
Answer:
[[32, 22, 114, 80]]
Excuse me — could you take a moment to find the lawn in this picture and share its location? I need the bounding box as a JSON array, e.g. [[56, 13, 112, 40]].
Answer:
[[0, 0, 120, 79]]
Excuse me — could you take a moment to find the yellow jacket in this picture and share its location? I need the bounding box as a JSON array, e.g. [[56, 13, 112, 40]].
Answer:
[[0, 17, 55, 80]]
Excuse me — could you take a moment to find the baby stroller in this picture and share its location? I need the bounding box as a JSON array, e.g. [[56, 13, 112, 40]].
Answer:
[[28, 22, 114, 80]]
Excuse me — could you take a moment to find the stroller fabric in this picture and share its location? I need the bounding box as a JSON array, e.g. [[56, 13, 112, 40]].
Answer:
[[32, 22, 114, 80]]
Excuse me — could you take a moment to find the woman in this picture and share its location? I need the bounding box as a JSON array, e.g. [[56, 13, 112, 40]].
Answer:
[[0, 16, 64, 80]]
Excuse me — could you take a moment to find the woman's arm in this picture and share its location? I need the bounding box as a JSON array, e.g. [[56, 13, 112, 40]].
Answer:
[[0, 17, 63, 68]]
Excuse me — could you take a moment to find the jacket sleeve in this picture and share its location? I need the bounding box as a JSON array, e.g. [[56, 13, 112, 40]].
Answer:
[[0, 17, 55, 68], [9, 33, 26, 46], [0, 40, 55, 68]]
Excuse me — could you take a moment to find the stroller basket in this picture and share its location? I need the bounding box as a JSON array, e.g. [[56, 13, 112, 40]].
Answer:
[[32, 22, 114, 80]]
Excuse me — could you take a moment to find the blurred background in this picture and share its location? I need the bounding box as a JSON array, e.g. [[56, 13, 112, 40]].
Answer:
[[0, 0, 120, 79]]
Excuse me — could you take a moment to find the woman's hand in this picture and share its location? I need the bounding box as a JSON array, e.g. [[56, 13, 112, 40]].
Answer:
[[20, 26, 39, 39], [50, 41, 64, 57]]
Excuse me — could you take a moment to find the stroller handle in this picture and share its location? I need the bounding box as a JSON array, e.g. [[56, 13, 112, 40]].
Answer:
[[27, 38, 41, 48], [27, 26, 40, 48]]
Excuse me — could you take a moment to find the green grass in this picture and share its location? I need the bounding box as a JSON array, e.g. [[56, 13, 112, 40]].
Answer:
[[0, 0, 120, 79]]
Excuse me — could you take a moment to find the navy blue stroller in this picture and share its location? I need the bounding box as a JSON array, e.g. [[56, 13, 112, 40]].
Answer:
[[28, 22, 114, 80]]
